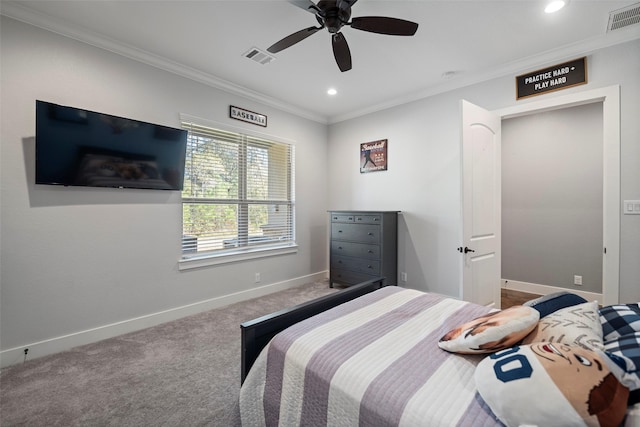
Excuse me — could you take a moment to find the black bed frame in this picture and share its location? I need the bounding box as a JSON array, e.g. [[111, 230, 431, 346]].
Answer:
[[240, 277, 385, 383]]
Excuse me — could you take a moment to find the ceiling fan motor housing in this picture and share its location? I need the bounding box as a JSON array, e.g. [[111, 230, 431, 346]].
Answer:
[[316, 0, 351, 33]]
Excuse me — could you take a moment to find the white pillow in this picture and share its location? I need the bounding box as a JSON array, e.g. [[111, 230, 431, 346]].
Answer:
[[522, 301, 604, 351]]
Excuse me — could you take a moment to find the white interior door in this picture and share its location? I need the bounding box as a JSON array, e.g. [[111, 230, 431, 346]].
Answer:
[[461, 100, 502, 307]]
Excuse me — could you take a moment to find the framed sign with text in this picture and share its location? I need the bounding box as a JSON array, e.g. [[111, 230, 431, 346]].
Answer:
[[360, 139, 388, 173], [516, 57, 587, 100], [229, 105, 267, 127]]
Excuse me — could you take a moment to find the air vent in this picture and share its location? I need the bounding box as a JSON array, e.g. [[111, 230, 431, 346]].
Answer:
[[607, 3, 640, 32], [242, 47, 276, 65]]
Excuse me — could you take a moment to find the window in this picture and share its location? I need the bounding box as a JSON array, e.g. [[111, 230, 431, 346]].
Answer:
[[180, 118, 295, 263]]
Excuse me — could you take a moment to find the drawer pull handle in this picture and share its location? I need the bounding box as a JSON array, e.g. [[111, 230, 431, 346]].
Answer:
[[368, 232, 373, 236], [338, 230, 343, 233], [374, 218, 379, 221], [333, 216, 338, 220], [338, 246, 343, 249], [367, 265, 372, 269], [357, 217, 362, 221], [368, 250, 373, 253]]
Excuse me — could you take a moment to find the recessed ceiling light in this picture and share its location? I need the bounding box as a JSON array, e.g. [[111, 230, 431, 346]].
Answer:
[[545, 0, 566, 13], [327, 88, 337, 96]]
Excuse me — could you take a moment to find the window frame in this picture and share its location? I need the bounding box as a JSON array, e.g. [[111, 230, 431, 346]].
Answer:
[[178, 115, 297, 270]]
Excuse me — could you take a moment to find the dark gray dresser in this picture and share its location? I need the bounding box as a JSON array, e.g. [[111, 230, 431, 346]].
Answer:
[[329, 211, 398, 287]]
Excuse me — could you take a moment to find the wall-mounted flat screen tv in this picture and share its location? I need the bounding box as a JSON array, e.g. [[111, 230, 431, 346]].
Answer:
[[35, 100, 187, 190]]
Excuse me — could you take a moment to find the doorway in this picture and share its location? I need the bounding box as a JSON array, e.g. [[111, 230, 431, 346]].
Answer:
[[495, 85, 620, 305], [501, 103, 603, 299]]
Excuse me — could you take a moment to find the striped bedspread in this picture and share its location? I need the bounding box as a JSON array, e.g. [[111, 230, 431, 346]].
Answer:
[[239, 287, 504, 427]]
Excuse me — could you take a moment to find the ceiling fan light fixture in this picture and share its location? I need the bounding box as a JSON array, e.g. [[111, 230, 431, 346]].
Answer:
[[545, 0, 566, 14], [327, 88, 338, 96]]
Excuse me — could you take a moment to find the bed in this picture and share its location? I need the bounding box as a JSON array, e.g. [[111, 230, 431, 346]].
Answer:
[[239, 279, 638, 427]]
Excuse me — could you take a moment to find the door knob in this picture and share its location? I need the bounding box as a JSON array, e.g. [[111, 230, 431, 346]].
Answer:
[[457, 246, 475, 253]]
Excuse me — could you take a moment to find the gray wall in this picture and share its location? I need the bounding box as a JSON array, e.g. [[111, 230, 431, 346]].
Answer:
[[327, 39, 640, 303], [0, 17, 328, 364], [502, 103, 603, 293], [2, 16, 639, 366]]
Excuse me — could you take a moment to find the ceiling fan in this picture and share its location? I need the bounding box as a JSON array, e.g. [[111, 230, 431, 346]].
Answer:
[[267, 0, 419, 72]]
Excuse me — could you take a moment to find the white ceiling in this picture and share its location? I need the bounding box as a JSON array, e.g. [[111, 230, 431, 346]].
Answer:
[[2, 0, 640, 123]]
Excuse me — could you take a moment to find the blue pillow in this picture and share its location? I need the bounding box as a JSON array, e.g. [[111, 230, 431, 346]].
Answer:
[[599, 303, 640, 342], [603, 332, 640, 391], [523, 291, 587, 318]]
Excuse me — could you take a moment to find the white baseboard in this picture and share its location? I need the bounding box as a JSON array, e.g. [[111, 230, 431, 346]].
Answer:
[[0, 271, 329, 368], [501, 279, 603, 304]]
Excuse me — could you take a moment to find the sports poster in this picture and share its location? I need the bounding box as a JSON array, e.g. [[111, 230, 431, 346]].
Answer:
[[360, 139, 387, 173]]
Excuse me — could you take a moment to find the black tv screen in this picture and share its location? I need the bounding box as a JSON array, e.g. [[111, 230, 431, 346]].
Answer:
[[35, 100, 187, 190]]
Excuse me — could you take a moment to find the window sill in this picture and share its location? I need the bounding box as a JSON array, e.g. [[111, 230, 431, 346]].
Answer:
[[178, 243, 298, 271]]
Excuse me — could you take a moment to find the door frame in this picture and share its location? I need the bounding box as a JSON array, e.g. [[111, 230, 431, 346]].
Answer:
[[493, 85, 620, 306]]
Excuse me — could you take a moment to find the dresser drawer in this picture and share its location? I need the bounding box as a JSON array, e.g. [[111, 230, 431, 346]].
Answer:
[[331, 268, 379, 286], [354, 214, 381, 224], [331, 255, 380, 275], [330, 213, 355, 223], [331, 223, 380, 243], [331, 241, 380, 260]]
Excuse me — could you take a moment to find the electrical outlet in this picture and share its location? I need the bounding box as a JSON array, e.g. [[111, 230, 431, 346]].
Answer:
[[574, 275, 583, 286], [400, 272, 407, 282], [623, 200, 640, 215], [255, 273, 261, 283]]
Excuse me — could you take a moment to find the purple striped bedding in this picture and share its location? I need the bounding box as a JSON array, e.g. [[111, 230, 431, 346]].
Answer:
[[239, 286, 504, 427]]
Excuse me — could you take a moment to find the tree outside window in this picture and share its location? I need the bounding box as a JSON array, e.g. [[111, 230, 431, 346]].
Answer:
[[181, 123, 294, 256]]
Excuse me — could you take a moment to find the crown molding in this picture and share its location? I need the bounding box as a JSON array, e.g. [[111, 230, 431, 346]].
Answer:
[[0, 2, 328, 124], [2, 2, 638, 126], [329, 25, 640, 124]]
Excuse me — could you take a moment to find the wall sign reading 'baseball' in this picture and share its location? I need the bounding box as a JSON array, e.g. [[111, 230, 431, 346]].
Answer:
[[360, 139, 388, 173], [516, 57, 587, 100], [229, 105, 267, 127]]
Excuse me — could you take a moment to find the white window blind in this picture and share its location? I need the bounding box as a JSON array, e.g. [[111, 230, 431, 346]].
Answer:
[[181, 120, 295, 257]]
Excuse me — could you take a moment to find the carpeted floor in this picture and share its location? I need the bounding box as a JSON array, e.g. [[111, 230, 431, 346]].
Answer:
[[0, 280, 340, 426]]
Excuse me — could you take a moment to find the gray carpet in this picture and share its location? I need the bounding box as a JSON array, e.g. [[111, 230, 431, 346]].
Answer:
[[0, 280, 340, 426]]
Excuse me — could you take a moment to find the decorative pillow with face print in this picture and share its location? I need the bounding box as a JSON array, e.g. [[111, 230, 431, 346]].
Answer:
[[475, 343, 629, 427], [438, 305, 539, 354]]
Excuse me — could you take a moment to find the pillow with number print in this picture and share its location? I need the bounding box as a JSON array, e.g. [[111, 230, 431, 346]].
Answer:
[[475, 343, 629, 427], [438, 305, 539, 354]]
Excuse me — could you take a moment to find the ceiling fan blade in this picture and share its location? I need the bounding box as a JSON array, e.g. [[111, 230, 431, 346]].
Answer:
[[288, 0, 320, 15], [332, 32, 352, 72], [350, 16, 419, 36], [267, 26, 322, 54]]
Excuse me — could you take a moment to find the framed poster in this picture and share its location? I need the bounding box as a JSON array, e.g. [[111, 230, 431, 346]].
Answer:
[[360, 139, 387, 173]]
